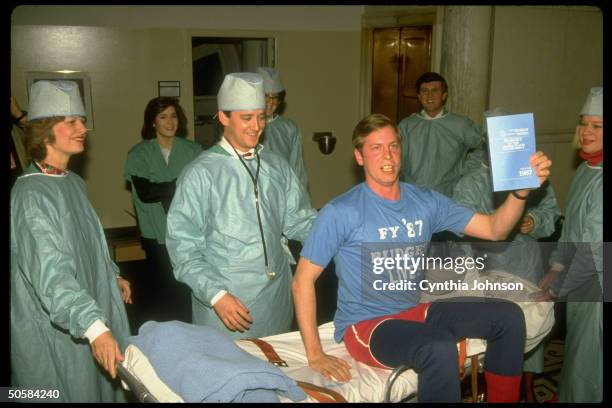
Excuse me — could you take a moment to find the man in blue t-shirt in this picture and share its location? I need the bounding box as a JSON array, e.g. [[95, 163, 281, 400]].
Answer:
[[292, 113, 552, 403]]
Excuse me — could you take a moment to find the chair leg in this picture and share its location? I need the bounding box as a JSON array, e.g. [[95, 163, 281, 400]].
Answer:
[[471, 355, 479, 402]]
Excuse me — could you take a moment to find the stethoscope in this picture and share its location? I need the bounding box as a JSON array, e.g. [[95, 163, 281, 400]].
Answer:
[[230, 144, 276, 280]]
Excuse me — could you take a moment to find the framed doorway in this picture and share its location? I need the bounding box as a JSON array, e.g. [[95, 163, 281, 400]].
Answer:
[[371, 26, 432, 123], [358, 6, 441, 121], [191, 37, 275, 149]]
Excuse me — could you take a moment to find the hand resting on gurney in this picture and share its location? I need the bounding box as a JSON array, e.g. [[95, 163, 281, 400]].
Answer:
[[239, 270, 554, 402], [120, 270, 553, 402]]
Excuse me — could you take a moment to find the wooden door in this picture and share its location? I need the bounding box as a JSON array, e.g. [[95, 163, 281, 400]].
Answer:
[[371, 26, 432, 123]]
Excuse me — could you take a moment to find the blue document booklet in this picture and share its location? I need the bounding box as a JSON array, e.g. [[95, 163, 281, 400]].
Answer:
[[485, 113, 540, 192]]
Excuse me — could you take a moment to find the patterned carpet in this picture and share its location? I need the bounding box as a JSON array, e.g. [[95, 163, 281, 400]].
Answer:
[[533, 340, 563, 403], [460, 339, 563, 403]]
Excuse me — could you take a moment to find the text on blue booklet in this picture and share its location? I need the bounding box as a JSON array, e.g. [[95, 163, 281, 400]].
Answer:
[[486, 113, 540, 192]]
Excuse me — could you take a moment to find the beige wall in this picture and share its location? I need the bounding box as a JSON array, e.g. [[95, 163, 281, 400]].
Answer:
[[11, 25, 198, 228], [11, 5, 602, 229], [489, 6, 602, 211], [276, 31, 362, 208], [11, 6, 364, 228]]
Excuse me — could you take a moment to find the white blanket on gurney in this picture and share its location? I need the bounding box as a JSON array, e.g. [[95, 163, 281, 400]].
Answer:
[[128, 321, 306, 402], [238, 270, 555, 402], [123, 270, 554, 402]]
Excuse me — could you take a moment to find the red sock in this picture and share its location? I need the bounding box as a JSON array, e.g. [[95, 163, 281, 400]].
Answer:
[[485, 371, 522, 402]]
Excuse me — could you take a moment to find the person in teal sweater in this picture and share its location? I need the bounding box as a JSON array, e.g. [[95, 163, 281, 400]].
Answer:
[[124, 97, 202, 324]]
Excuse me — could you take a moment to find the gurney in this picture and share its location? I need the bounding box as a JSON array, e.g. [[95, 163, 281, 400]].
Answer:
[[119, 270, 554, 402]]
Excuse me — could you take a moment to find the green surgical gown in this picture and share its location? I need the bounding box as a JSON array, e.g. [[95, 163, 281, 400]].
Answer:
[[453, 163, 561, 373], [261, 115, 309, 192], [399, 109, 481, 197], [124, 137, 202, 244], [166, 144, 317, 339], [453, 164, 560, 283], [461, 145, 486, 174], [10, 163, 131, 402], [550, 161, 602, 402]]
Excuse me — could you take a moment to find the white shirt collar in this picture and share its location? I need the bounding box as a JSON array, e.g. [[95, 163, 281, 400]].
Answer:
[[586, 162, 603, 170], [266, 113, 279, 124], [420, 108, 447, 120], [218, 136, 260, 159]]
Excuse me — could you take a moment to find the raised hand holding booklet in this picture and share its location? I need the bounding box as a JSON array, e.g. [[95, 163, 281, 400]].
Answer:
[[486, 113, 540, 192]]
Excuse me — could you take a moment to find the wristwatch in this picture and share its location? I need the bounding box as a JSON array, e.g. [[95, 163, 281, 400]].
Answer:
[[511, 190, 528, 200]]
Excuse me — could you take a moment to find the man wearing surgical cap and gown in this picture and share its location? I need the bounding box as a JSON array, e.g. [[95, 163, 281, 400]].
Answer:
[[10, 80, 132, 402], [256, 67, 310, 271], [166, 72, 317, 339], [256, 66, 309, 192], [538, 87, 603, 402], [398, 72, 482, 198], [453, 108, 562, 402]]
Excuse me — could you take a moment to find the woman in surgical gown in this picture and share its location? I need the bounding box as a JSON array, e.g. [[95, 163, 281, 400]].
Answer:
[[256, 67, 310, 270], [10, 80, 131, 402], [257, 67, 309, 192], [539, 87, 603, 402], [124, 97, 202, 323], [453, 150, 561, 402]]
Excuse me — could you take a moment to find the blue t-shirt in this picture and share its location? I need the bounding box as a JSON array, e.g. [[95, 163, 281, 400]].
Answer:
[[301, 182, 475, 342]]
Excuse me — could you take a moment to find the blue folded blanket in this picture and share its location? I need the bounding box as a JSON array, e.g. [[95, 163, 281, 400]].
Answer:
[[129, 321, 306, 402]]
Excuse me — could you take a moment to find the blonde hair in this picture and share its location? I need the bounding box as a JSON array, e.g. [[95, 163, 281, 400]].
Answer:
[[352, 113, 400, 150], [572, 124, 582, 149]]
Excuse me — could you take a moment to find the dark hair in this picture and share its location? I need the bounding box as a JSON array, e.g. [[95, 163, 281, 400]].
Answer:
[[352, 113, 400, 150], [25, 117, 64, 162], [416, 72, 448, 94], [141, 97, 188, 140], [273, 90, 287, 116]]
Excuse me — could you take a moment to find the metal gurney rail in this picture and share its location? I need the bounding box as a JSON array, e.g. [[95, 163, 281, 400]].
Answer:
[[117, 364, 159, 403], [118, 271, 554, 402]]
